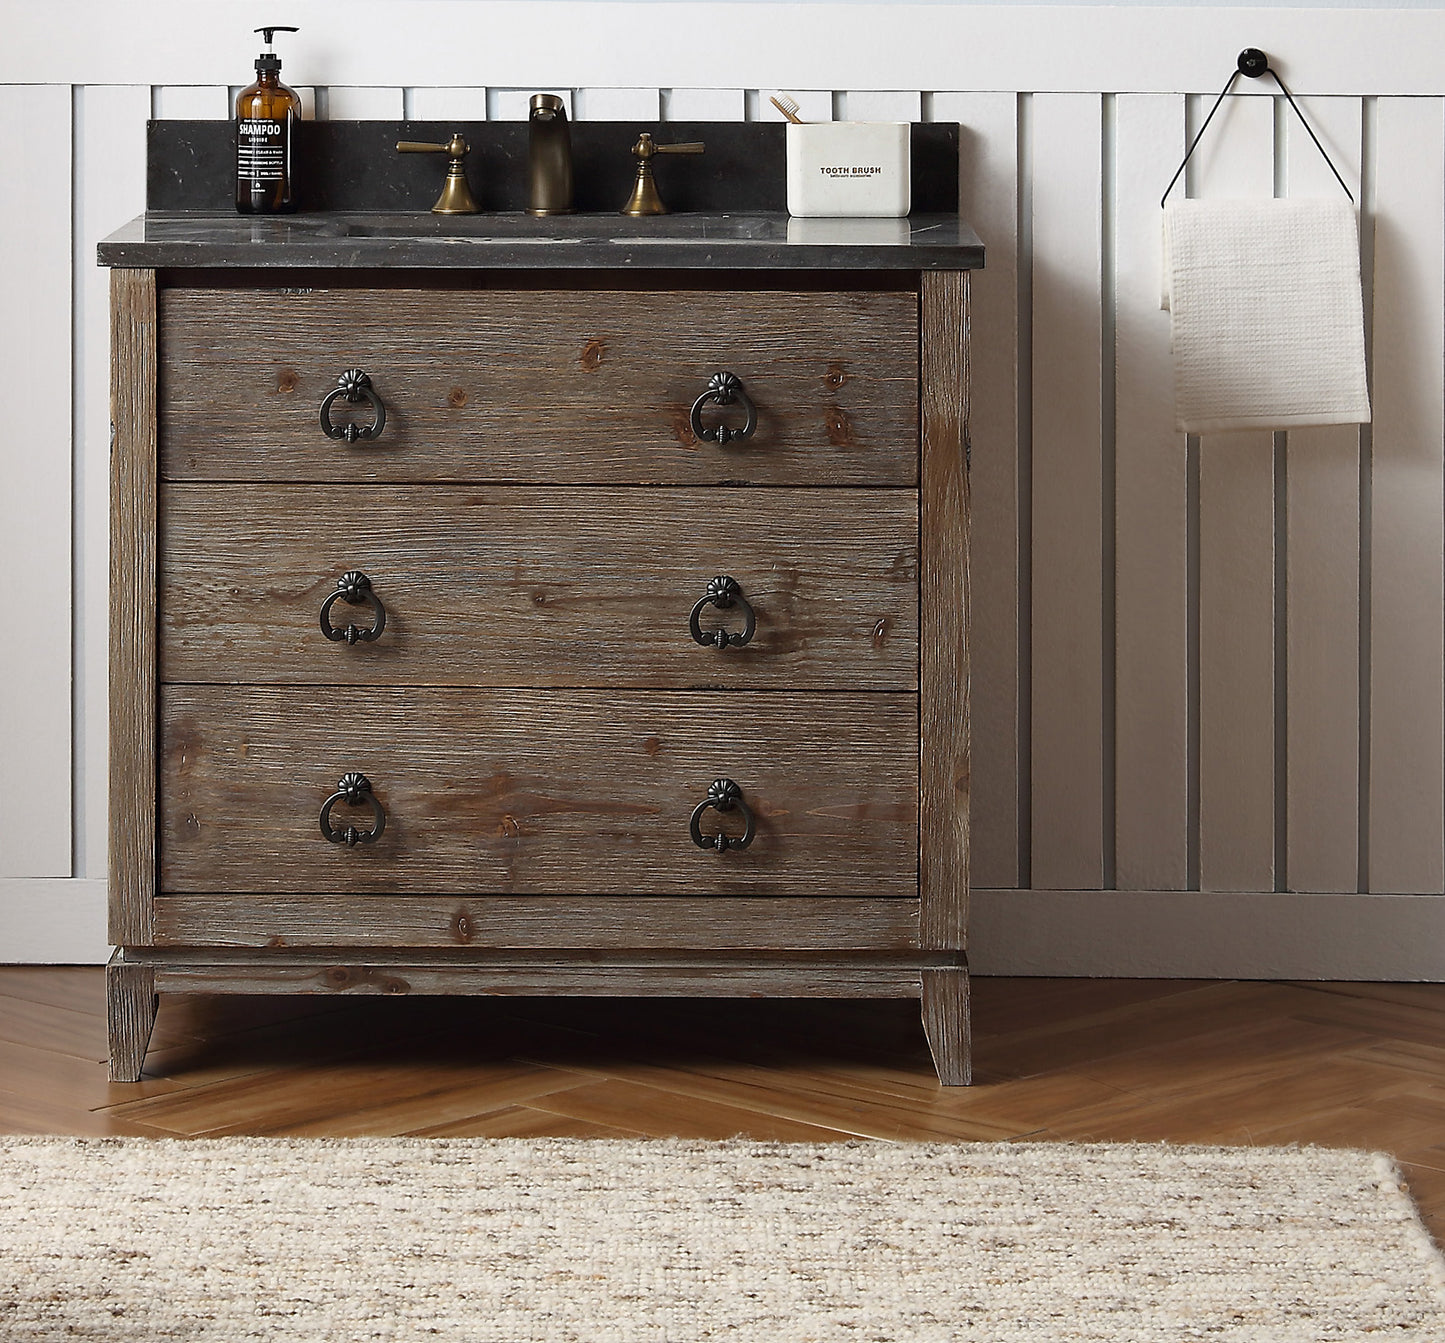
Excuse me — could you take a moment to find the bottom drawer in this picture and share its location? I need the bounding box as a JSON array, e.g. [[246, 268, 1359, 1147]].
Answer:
[[159, 688, 919, 898]]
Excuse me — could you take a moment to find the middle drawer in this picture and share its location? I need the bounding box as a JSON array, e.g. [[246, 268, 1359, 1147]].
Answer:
[[160, 486, 919, 690]]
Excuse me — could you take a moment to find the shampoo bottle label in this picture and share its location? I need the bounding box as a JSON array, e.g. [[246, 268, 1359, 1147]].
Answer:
[[238, 118, 290, 183]]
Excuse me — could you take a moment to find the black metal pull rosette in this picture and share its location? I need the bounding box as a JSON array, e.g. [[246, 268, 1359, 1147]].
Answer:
[[689, 372, 757, 445], [689, 777, 756, 853], [319, 772, 387, 846], [319, 571, 387, 645], [688, 574, 756, 649], [319, 368, 387, 442]]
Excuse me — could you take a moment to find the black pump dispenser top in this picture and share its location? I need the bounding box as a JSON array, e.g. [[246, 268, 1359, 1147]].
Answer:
[[253, 25, 298, 74]]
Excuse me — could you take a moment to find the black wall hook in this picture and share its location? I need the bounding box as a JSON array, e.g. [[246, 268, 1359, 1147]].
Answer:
[[1161, 48, 1353, 208]]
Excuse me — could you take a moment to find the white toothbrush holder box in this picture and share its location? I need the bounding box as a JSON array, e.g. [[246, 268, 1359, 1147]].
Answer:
[[786, 122, 911, 218]]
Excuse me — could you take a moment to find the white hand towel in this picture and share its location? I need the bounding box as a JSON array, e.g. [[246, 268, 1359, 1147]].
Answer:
[[1162, 199, 1370, 434]]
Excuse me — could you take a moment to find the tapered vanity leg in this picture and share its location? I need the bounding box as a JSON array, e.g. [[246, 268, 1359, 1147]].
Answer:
[[921, 966, 972, 1086], [107, 956, 157, 1082]]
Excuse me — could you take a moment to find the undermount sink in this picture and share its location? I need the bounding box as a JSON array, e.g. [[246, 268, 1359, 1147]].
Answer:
[[303, 213, 785, 244]]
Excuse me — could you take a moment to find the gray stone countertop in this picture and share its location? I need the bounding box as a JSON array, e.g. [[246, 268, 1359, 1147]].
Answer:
[[97, 211, 984, 272]]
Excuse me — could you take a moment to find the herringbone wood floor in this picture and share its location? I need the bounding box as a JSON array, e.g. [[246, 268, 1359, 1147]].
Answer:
[[2, 970, 1443, 1243]]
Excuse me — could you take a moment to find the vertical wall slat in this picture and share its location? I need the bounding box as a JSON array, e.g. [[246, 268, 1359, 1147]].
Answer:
[[76, 86, 149, 883], [1193, 92, 1277, 893], [1114, 93, 1189, 890], [935, 90, 1020, 890], [1284, 96, 1364, 894], [0, 85, 73, 879], [1368, 97, 1445, 894], [1030, 93, 1105, 890]]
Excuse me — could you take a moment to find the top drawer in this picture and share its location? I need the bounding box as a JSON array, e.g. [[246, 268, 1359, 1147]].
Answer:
[[159, 287, 919, 486]]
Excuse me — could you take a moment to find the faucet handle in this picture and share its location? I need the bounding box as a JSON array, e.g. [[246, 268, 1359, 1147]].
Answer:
[[396, 134, 480, 215], [397, 134, 472, 157], [622, 133, 706, 216], [630, 132, 705, 159]]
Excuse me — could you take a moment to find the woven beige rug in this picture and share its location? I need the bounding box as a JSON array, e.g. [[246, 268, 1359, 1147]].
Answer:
[[2, 1138, 1443, 1341]]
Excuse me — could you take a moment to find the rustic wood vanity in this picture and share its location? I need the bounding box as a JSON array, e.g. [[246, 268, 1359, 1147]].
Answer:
[[99, 122, 983, 1085]]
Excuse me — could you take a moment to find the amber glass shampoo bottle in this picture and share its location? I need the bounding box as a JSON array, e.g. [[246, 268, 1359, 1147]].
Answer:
[[236, 25, 301, 214]]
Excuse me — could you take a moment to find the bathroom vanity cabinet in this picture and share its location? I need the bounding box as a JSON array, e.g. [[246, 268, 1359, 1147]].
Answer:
[[100, 208, 982, 1085]]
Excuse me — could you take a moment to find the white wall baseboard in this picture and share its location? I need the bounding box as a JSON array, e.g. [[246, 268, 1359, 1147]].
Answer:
[[0, 879, 108, 964], [971, 888, 1445, 979]]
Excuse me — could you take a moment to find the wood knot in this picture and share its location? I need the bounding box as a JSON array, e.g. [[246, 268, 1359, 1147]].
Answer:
[[580, 338, 607, 371], [872, 617, 889, 647], [276, 370, 298, 394], [643, 735, 662, 757], [380, 977, 410, 995], [324, 966, 355, 989], [825, 407, 854, 446], [452, 908, 474, 943], [824, 363, 848, 390], [499, 814, 521, 838], [448, 387, 468, 408], [532, 590, 547, 605], [266, 935, 286, 949], [673, 411, 696, 447]]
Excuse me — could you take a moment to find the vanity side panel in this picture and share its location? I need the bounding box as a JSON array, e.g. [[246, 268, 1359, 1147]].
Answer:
[[110, 268, 157, 946], [920, 269, 970, 951]]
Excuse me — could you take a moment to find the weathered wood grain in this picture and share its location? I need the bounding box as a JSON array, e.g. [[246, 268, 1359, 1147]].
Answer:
[[934, 91, 1020, 892], [158, 688, 919, 897], [149, 960, 933, 998], [110, 269, 157, 946], [106, 955, 157, 1082], [920, 270, 970, 950], [921, 965, 971, 1085], [150, 894, 922, 949], [159, 288, 919, 485], [159, 486, 918, 689]]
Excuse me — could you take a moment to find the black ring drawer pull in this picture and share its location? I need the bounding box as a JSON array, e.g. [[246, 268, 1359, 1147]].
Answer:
[[689, 777, 755, 853], [319, 570, 387, 645], [319, 772, 387, 846], [689, 575, 755, 649], [689, 372, 757, 445], [319, 368, 387, 442]]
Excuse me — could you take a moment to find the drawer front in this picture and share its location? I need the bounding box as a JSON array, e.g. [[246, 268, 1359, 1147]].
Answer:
[[159, 288, 918, 485], [159, 486, 919, 690], [159, 687, 918, 897]]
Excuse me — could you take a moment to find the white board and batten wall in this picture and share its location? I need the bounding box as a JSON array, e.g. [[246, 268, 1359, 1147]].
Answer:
[[4, 1, 1445, 976]]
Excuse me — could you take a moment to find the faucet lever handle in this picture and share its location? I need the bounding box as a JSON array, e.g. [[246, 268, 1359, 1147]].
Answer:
[[396, 135, 479, 215], [397, 135, 469, 156], [655, 141, 705, 155]]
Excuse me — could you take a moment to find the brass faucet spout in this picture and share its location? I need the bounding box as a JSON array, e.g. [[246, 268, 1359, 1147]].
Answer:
[[528, 94, 574, 216]]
